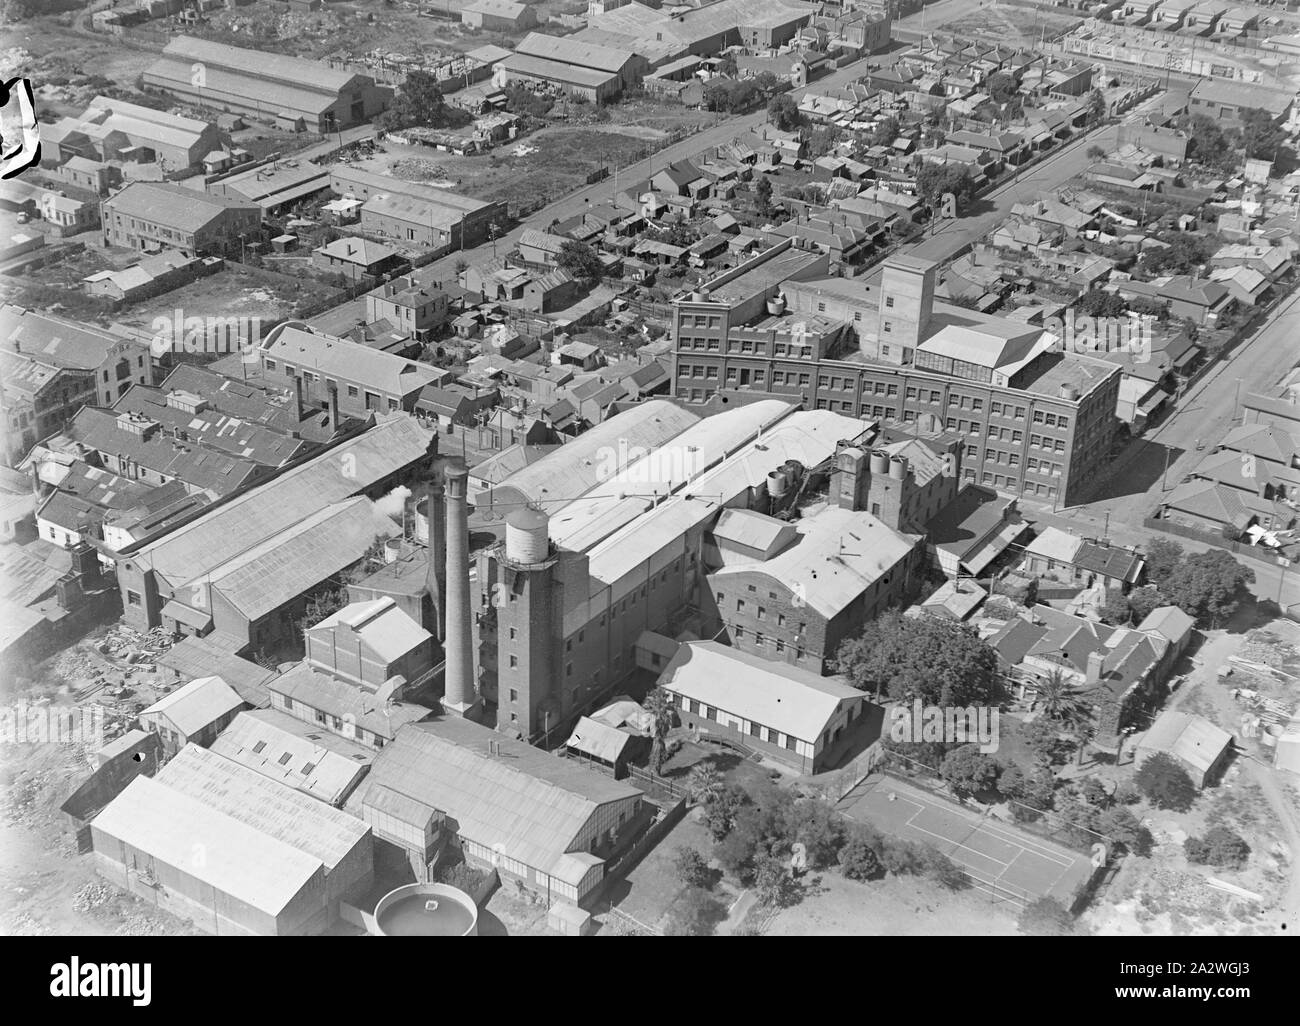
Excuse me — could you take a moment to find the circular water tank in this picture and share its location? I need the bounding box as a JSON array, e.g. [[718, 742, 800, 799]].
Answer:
[[888, 455, 907, 480], [767, 469, 788, 498], [766, 293, 787, 316], [1262, 724, 1283, 748], [506, 508, 549, 564], [414, 497, 429, 545], [869, 450, 889, 475], [1059, 383, 1080, 401], [383, 538, 402, 564], [782, 460, 804, 481], [372, 883, 478, 937]]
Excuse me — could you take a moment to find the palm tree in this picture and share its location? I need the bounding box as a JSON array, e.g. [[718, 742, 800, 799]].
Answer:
[[643, 687, 675, 774], [1036, 668, 1094, 766], [685, 763, 724, 807]]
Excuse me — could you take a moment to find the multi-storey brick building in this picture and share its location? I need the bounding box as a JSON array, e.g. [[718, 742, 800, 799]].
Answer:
[[671, 248, 1122, 506]]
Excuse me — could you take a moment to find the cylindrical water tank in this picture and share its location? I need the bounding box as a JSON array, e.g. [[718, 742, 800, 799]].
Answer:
[[768, 470, 788, 498], [889, 455, 907, 480], [414, 497, 429, 545], [766, 293, 787, 316], [1262, 724, 1282, 749], [383, 538, 401, 563], [870, 450, 889, 475], [1059, 383, 1080, 401], [506, 508, 549, 564]]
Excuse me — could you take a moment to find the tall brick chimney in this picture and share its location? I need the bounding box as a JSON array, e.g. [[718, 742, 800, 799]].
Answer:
[[441, 462, 480, 720], [425, 477, 446, 644]]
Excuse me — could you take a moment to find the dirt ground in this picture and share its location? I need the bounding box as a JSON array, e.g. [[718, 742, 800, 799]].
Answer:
[[0, 742, 199, 937], [945, 5, 1082, 48], [765, 864, 1020, 936], [1079, 621, 1300, 936], [111, 266, 340, 336]]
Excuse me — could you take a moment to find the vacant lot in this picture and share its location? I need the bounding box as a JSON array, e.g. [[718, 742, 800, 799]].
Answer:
[[355, 124, 684, 208], [946, 5, 1081, 48], [112, 266, 340, 336]]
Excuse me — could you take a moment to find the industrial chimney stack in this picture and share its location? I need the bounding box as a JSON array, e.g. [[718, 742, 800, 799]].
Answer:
[[425, 476, 446, 643], [441, 462, 480, 720]]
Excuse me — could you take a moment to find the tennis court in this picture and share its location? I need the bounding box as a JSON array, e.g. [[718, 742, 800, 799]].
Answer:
[[837, 775, 1095, 908]]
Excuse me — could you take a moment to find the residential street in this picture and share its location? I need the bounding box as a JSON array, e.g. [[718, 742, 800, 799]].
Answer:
[[1034, 289, 1300, 609]]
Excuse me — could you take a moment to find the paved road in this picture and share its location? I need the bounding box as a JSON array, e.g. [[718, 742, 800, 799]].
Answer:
[[1036, 286, 1300, 608]]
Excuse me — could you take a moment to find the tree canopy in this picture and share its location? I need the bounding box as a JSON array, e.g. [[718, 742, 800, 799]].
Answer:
[[556, 239, 604, 284], [378, 71, 471, 133], [1161, 549, 1255, 626], [837, 611, 1004, 707]]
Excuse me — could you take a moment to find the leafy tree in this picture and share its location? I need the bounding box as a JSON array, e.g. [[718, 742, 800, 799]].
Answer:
[[1098, 805, 1153, 857], [672, 846, 715, 889], [1077, 776, 1111, 807], [662, 220, 699, 248], [1086, 144, 1107, 160], [664, 887, 728, 936], [717, 52, 738, 78], [1087, 88, 1107, 124], [917, 163, 977, 214], [835, 611, 1004, 706], [1126, 585, 1164, 625], [1239, 107, 1285, 163], [1076, 288, 1128, 319], [1139, 233, 1211, 276], [767, 93, 804, 132], [753, 855, 800, 908], [685, 763, 724, 807], [785, 798, 844, 869], [986, 72, 1018, 106], [1099, 589, 1133, 626], [713, 780, 795, 883], [869, 115, 899, 149], [1017, 718, 1065, 766], [838, 828, 885, 881], [1184, 826, 1250, 870], [1184, 114, 1240, 172], [1056, 790, 1103, 847], [1135, 752, 1197, 812], [378, 71, 471, 132], [754, 174, 773, 216], [556, 239, 604, 285], [940, 744, 999, 799], [1143, 538, 1184, 589], [1161, 550, 1255, 626], [999, 763, 1056, 821], [702, 784, 749, 841], [1018, 897, 1078, 936]]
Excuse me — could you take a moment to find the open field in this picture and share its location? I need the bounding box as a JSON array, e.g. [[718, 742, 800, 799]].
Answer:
[[945, 5, 1082, 47]]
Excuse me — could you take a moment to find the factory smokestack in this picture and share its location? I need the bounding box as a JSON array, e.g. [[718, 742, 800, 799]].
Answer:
[[425, 476, 446, 643], [327, 383, 340, 432], [441, 462, 479, 719]]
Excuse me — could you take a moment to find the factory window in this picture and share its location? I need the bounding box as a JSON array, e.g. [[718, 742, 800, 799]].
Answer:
[[757, 606, 766, 620], [126, 590, 141, 607], [579, 630, 585, 642], [315, 710, 326, 724], [508, 627, 516, 640], [348, 385, 358, 398], [301, 762, 315, 776], [704, 705, 717, 721], [885, 296, 894, 308], [737, 599, 745, 612], [1057, 416, 1070, 430], [734, 626, 744, 639], [252, 741, 266, 754], [265, 359, 277, 371], [331, 716, 342, 729], [785, 734, 798, 752], [566, 638, 572, 652], [509, 688, 518, 702], [566, 662, 573, 677], [283, 697, 294, 711], [716, 592, 724, 604], [279, 752, 292, 765], [509, 655, 518, 668], [775, 639, 785, 653], [374, 736, 385, 748], [755, 633, 764, 646]]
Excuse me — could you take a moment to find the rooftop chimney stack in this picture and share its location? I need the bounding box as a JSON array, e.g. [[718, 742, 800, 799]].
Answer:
[[327, 383, 340, 432], [425, 476, 447, 643], [292, 374, 304, 420], [441, 462, 480, 720]]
